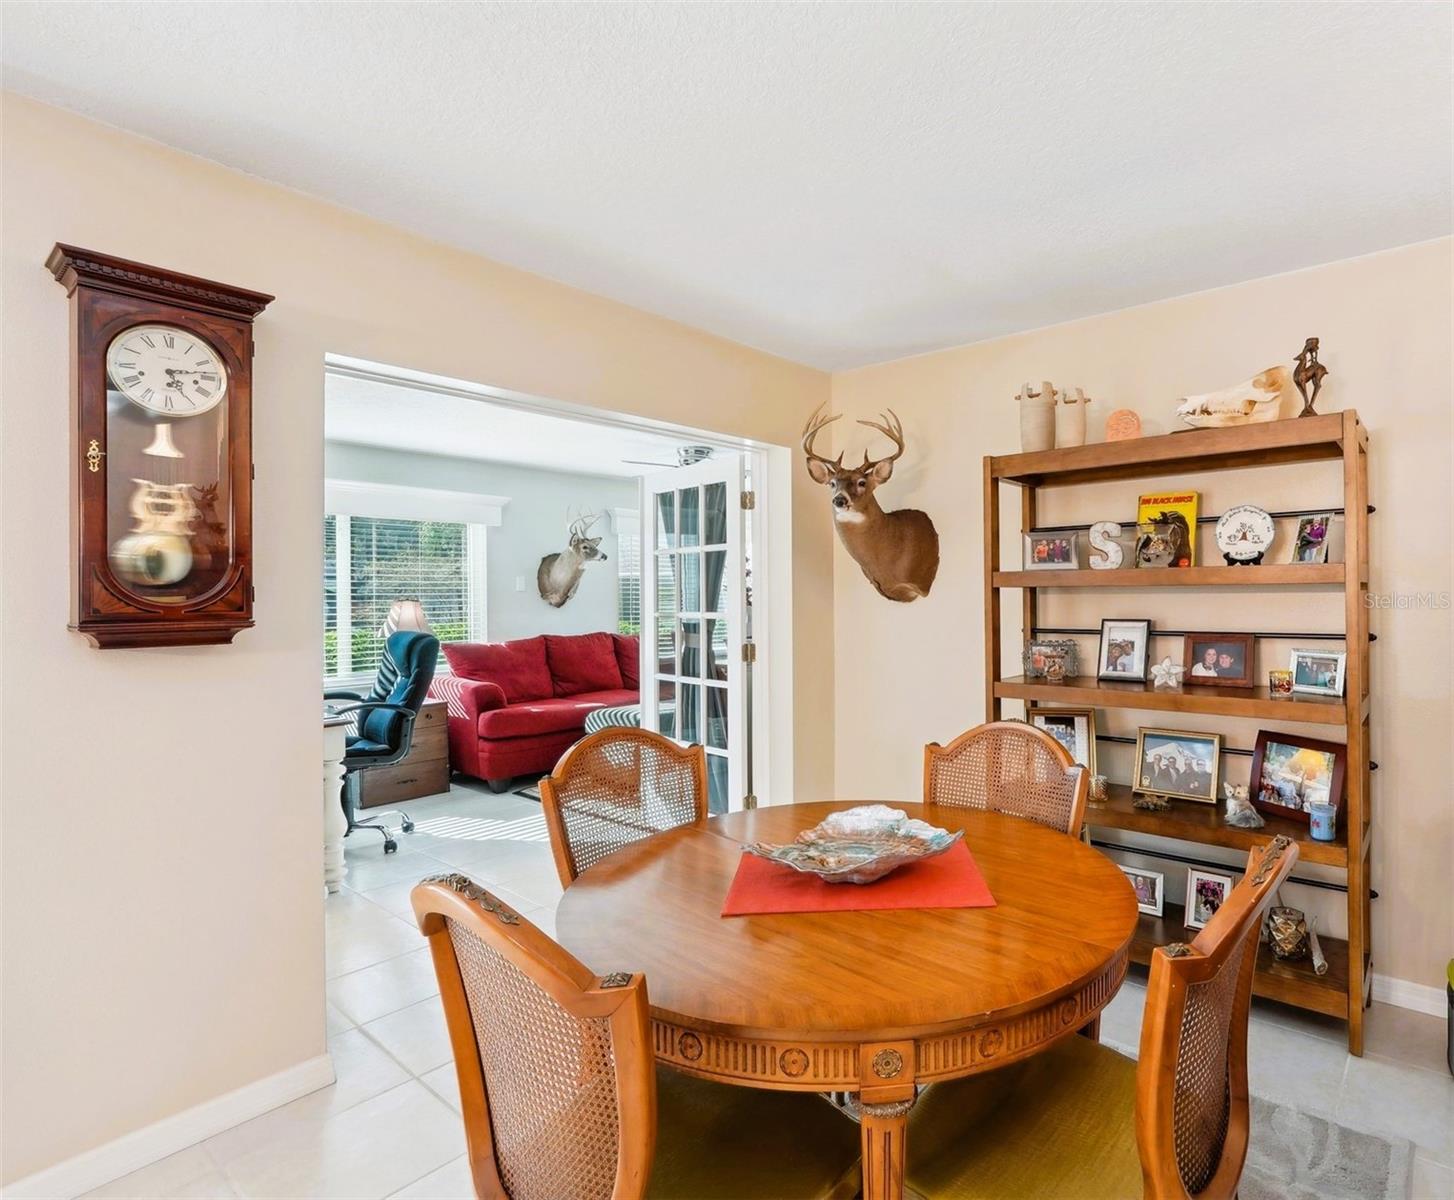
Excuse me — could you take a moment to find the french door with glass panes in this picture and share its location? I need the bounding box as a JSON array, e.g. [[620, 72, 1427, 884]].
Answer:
[[640, 454, 748, 815]]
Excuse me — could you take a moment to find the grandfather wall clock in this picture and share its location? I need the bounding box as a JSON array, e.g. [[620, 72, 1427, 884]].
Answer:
[[48, 244, 273, 647]]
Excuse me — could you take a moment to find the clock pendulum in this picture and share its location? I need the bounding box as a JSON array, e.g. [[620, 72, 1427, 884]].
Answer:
[[109, 421, 198, 587]]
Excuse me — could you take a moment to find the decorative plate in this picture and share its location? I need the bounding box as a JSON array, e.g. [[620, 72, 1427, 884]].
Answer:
[[747, 805, 963, 885], [1215, 505, 1275, 565]]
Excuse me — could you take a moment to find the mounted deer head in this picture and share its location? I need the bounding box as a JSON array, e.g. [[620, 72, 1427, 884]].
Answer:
[[537, 510, 608, 608], [802, 404, 939, 602]]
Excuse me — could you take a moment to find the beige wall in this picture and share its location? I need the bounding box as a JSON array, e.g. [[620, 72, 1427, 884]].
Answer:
[[831, 238, 1453, 991], [0, 93, 833, 1181]]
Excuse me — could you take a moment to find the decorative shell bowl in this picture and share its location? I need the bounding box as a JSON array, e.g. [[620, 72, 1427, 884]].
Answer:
[[747, 805, 962, 884]]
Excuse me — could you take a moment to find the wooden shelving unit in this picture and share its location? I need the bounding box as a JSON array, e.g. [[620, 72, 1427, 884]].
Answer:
[[983, 411, 1372, 1054]]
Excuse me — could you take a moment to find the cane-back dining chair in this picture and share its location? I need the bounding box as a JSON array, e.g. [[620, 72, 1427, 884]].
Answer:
[[902, 836, 1299, 1200], [411, 874, 862, 1200], [923, 720, 1089, 837], [540, 728, 707, 888]]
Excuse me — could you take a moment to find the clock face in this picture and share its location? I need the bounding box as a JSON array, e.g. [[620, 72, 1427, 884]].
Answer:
[[1215, 505, 1275, 561], [106, 324, 229, 416]]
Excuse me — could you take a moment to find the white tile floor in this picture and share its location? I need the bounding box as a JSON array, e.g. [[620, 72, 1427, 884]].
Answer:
[[83, 783, 1453, 1199]]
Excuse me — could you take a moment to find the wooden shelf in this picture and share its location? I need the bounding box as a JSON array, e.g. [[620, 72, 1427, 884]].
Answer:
[[996, 675, 1349, 725], [984, 409, 1370, 1052], [994, 564, 1345, 589], [989, 413, 1350, 487], [1088, 785, 1347, 867], [1129, 900, 1349, 1017]]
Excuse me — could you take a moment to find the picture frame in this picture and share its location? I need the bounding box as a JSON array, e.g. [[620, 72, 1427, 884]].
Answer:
[[1097, 618, 1151, 681], [1133, 727, 1222, 804], [1290, 512, 1334, 564], [1023, 531, 1080, 570], [1030, 708, 1098, 773], [1182, 632, 1256, 688], [1185, 868, 1235, 930], [1120, 865, 1165, 917], [1023, 639, 1080, 679], [1289, 647, 1347, 697], [1249, 729, 1347, 827]]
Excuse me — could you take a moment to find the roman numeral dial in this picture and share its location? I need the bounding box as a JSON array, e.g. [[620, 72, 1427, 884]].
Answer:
[[105, 323, 229, 416]]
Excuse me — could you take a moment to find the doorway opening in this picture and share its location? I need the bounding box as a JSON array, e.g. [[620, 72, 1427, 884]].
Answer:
[[322, 354, 790, 829]]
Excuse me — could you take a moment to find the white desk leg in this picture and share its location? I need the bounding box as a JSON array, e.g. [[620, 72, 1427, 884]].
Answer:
[[323, 721, 349, 894]]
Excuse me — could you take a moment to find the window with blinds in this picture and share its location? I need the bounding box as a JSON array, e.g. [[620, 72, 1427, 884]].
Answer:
[[616, 512, 642, 635], [323, 513, 480, 681]]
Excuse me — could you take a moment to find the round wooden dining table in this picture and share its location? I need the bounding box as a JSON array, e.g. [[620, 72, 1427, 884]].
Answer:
[[556, 801, 1138, 1200]]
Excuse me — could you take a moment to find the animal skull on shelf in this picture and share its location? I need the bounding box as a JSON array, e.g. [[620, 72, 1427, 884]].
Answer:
[[801, 404, 939, 603], [537, 510, 608, 608]]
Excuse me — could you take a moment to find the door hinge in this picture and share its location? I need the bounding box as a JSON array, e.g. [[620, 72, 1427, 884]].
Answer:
[[740, 490, 756, 510], [741, 641, 757, 663]]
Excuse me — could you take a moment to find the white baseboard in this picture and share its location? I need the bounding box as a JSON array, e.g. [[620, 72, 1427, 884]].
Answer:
[[1372, 972, 1448, 1018], [3, 1053, 335, 1200]]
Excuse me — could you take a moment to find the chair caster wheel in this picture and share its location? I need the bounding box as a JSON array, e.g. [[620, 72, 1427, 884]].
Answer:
[[384, 839, 398, 854], [401, 819, 415, 834]]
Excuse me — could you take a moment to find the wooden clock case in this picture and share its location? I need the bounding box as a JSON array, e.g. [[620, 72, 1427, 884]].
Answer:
[[47, 244, 274, 648]]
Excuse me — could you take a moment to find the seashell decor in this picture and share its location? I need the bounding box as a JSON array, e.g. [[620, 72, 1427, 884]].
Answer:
[[748, 804, 962, 884]]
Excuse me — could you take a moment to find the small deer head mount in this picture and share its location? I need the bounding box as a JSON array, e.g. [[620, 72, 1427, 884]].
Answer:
[[802, 404, 939, 603], [537, 510, 608, 608]]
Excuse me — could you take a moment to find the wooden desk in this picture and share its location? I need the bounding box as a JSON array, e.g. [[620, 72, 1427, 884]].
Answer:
[[359, 699, 448, 807], [557, 801, 1138, 1200]]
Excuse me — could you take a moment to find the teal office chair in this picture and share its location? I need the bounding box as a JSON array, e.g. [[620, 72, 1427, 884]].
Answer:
[[327, 631, 440, 854]]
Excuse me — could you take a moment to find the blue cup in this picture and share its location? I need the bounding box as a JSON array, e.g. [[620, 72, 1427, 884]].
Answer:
[[1309, 802, 1337, 842]]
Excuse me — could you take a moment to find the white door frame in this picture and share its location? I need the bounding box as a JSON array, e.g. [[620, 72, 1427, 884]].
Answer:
[[324, 353, 794, 807]]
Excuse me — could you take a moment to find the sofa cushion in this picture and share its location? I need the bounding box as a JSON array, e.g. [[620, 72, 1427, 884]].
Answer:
[[477, 695, 613, 740], [613, 634, 641, 689], [545, 633, 623, 696], [442, 637, 553, 703]]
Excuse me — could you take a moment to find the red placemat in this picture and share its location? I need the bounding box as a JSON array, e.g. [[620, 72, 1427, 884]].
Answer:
[[721, 841, 996, 916]]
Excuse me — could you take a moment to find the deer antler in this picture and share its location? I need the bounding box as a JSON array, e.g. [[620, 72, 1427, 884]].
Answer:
[[801, 403, 844, 471], [856, 409, 906, 468]]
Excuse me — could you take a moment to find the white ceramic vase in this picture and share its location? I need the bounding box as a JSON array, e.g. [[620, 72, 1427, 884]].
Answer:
[[1017, 381, 1057, 452], [1055, 388, 1090, 447]]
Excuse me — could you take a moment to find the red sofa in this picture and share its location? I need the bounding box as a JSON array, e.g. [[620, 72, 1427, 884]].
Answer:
[[429, 632, 639, 791]]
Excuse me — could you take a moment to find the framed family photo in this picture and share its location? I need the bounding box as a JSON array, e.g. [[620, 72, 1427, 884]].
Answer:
[[1119, 865, 1165, 916], [1183, 632, 1255, 688], [1250, 730, 1347, 826], [1133, 727, 1221, 804], [1185, 868, 1234, 930], [1024, 531, 1081, 570], [1291, 512, 1334, 563], [1023, 639, 1080, 679], [1030, 708, 1097, 773], [1097, 618, 1151, 681], [1289, 647, 1346, 697]]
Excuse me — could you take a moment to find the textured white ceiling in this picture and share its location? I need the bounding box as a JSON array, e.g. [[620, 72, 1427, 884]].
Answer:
[[325, 372, 702, 478], [5, 2, 1449, 369]]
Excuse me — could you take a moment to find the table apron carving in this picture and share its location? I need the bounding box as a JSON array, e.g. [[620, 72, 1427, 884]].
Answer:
[[648, 948, 1127, 1091]]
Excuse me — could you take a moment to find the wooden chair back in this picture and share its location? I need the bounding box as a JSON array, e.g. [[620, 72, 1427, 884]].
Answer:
[[1135, 836, 1299, 1200], [923, 720, 1089, 836], [540, 728, 708, 887], [412, 874, 656, 1200]]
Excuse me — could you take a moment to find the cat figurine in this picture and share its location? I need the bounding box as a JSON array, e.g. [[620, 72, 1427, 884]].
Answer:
[[1223, 782, 1265, 829]]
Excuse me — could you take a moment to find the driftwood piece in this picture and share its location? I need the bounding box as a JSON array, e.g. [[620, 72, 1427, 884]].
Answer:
[[1293, 337, 1328, 417]]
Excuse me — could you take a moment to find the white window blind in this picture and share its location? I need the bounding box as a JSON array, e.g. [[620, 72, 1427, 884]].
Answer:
[[324, 513, 481, 682], [616, 511, 642, 635]]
